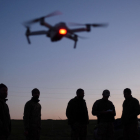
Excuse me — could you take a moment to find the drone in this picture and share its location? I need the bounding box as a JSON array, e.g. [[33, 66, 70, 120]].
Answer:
[[23, 11, 108, 49]]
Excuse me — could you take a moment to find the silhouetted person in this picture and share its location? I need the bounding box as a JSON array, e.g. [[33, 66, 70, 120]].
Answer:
[[0, 83, 11, 140], [66, 88, 89, 140], [92, 89, 116, 140], [121, 88, 140, 140], [23, 88, 41, 140]]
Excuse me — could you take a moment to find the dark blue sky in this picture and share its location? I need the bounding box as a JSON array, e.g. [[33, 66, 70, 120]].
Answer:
[[0, 0, 140, 119]]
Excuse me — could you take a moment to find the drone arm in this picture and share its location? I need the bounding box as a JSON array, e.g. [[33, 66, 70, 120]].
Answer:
[[69, 28, 88, 33], [41, 21, 52, 29], [25, 30, 48, 44], [27, 30, 48, 36]]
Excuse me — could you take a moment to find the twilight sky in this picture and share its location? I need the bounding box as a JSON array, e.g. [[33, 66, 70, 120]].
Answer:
[[0, 0, 140, 120]]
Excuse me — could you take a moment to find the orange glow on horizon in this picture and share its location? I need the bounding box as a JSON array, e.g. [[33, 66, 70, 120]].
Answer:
[[59, 29, 67, 35]]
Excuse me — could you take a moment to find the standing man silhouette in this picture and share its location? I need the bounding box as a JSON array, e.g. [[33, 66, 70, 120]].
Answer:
[[121, 88, 140, 140], [66, 88, 89, 140], [23, 88, 41, 140], [0, 83, 11, 140], [92, 89, 116, 140]]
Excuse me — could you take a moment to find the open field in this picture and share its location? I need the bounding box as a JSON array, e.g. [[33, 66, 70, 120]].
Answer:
[[9, 120, 97, 140], [8, 120, 124, 140]]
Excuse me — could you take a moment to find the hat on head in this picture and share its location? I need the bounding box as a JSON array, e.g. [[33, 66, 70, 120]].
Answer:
[[102, 89, 110, 96]]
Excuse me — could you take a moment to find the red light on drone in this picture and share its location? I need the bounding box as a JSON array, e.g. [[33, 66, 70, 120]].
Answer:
[[59, 29, 67, 35]]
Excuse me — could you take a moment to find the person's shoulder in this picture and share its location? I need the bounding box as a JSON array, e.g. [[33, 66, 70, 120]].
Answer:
[[108, 100, 114, 104], [69, 97, 76, 102], [122, 99, 126, 106], [68, 97, 77, 104], [83, 98, 86, 102], [132, 97, 139, 103], [96, 99, 102, 102], [37, 102, 41, 107], [108, 100, 115, 106], [25, 99, 32, 106], [94, 99, 102, 104]]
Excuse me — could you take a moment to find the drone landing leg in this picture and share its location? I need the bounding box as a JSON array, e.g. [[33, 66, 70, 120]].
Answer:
[[74, 41, 77, 49], [26, 35, 31, 44]]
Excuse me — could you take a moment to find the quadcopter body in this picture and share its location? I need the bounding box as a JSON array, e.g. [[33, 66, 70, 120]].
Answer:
[[47, 22, 69, 41]]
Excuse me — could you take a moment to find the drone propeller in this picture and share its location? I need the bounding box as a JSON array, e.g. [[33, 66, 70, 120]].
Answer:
[[68, 22, 108, 27], [24, 10, 62, 25], [89, 23, 108, 27]]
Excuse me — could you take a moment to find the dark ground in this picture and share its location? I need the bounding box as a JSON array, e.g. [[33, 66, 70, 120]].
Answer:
[[8, 119, 124, 140]]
